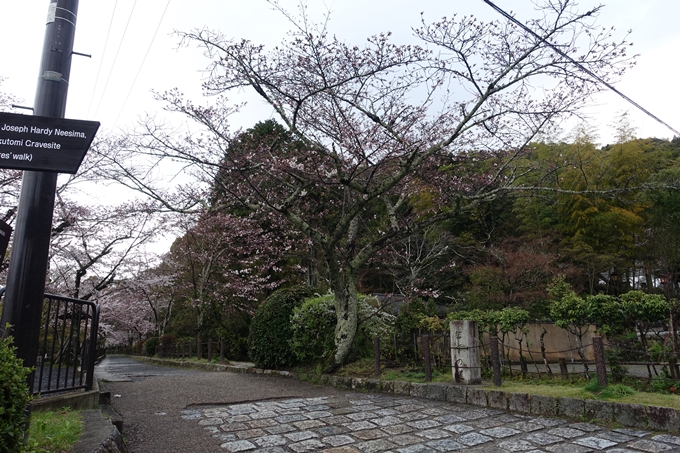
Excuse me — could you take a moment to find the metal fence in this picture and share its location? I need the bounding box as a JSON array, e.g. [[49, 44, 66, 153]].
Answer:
[[33, 293, 100, 395]]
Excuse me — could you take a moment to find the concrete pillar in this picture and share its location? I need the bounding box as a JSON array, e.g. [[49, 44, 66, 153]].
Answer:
[[450, 320, 481, 384]]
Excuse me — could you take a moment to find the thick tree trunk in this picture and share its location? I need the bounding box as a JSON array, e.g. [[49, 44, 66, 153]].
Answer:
[[325, 265, 359, 371]]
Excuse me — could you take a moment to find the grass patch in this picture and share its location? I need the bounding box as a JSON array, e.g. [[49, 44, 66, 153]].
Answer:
[[26, 408, 83, 453], [495, 381, 680, 410]]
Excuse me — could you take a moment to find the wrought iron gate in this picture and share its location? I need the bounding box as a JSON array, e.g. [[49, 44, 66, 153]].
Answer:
[[33, 293, 100, 395]]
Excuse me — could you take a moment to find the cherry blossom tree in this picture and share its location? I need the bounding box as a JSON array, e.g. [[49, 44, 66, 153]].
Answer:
[[96, 0, 634, 369], [166, 209, 298, 336]]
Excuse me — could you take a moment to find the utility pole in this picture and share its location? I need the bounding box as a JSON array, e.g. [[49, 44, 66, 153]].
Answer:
[[0, 0, 80, 393]]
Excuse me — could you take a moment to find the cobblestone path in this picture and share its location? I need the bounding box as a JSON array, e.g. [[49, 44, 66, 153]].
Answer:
[[183, 393, 680, 452]]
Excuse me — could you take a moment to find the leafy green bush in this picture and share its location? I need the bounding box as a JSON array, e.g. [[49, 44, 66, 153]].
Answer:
[[248, 286, 314, 369], [143, 337, 159, 356], [290, 293, 396, 364], [0, 333, 31, 453], [290, 294, 336, 363]]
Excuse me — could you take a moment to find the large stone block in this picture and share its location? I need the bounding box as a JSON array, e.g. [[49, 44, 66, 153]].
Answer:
[[530, 395, 557, 416], [584, 399, 613, 422], [558, 397, 584, 420], [351, 378, 366, 390], [614, 404, 646, 429], [410, 383, 427, 398], [508, 393, 530, 413], [365, 379, 381, 393], [393, 380, 411, 395], [467, 388, 488, 407], [425, 384, 448, 401], [446, 385, 467, 404], [449, 320, 482, 384], [647, 406, 680, 432], [487, 390, 507, 410], [378, 380, 394, 394]]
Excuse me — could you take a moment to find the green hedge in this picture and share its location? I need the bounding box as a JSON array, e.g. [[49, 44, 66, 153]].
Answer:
[[247, 286, 314, 369], [0, 333, 31, 453]]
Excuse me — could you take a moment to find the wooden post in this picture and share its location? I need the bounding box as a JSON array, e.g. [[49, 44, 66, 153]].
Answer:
[[196, 335, 202, 360], [423, 335, 432, 382], [490, 335, 502, 387], [208, 339, 213, 363], [593, 335, 608, 387], [220, 337, 225, 362], [373, 336, 381, 377], [559, 358, 568, 380]]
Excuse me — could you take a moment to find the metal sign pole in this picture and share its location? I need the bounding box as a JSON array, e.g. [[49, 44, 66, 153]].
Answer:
[[0, 0, 80, 393]]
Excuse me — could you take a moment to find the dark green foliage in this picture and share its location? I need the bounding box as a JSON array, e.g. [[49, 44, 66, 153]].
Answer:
[[143, 337, 159, 356], [290, 295, 336, 363], [0, 333, 31, 453], [158, 333, 176, 346], [248, 286, 314, 369], [290, 293, 396, 365]]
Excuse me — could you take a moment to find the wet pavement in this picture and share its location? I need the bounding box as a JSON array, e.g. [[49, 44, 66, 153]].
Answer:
[[184, 393, 680, 452], [100, 356, 680, 453]]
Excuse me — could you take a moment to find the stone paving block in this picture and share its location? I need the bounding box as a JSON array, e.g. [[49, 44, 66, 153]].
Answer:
[[426, 439, 464, 451], [390, 434, 422, 446], [253, 435, 288, 447], [323, 434, 356, 447], [557, 398, 584, 420], [220, 440, 257, 452], [487, 390, 508, 410], [648, 406, 680, 432], [509, 392, 530, 413], [354, 438, 397, 452], [547, 427, 584, 439], [584, 399, 613, 423], [466, 388, 487, 407], [393, 381, 411, 396], [457, 432, 493, 446], [651, 433, 680, 445], [425, 384, 447, 401], [289, 439, 326, 452], [545, 444, 591, 453], [530, 395, 557, 416], [629, 439, 677, 452], [480, 427, 521, 438], [446, 386, 466, 404], [411, 383, 428, 398], [525, 432, 563, 445]]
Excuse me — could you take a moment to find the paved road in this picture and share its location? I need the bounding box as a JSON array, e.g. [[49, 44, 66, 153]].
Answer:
[[98, 356, 680, 453]]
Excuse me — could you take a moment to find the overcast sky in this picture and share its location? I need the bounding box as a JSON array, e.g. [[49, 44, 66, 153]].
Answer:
[[2, 0, 679, 146]]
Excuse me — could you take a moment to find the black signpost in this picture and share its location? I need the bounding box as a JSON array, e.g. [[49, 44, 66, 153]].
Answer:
[[0, 0, 97, 398], [0, 112, 99, 173]]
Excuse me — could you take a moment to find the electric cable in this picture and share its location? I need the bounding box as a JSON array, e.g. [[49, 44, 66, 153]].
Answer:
[[482, 0, 680, 137], [113, 0, 172, 128], [93, 0, 139, 120], [86, 0, 118, 120]]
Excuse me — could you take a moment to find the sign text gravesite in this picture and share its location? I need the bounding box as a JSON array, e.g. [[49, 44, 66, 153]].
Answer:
[[0, 112, 100, 173]]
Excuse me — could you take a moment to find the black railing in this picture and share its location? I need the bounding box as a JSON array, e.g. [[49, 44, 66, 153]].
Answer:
[[34, 293, 100, 395]]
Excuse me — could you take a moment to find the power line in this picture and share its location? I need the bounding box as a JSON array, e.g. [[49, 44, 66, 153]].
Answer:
[[113, 0, 172, 128], [482, 0, 680, 137], [93, 0, 138, 120], [86, 0, 118, 120]]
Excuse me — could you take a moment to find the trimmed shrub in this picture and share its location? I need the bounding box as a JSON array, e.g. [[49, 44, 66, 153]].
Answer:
[[290, 294, 336, 363], [0, 333, 31, 453], [290, 293, 396, 364], [143, 337, 159, 356], [248, 286, 314, 369]]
